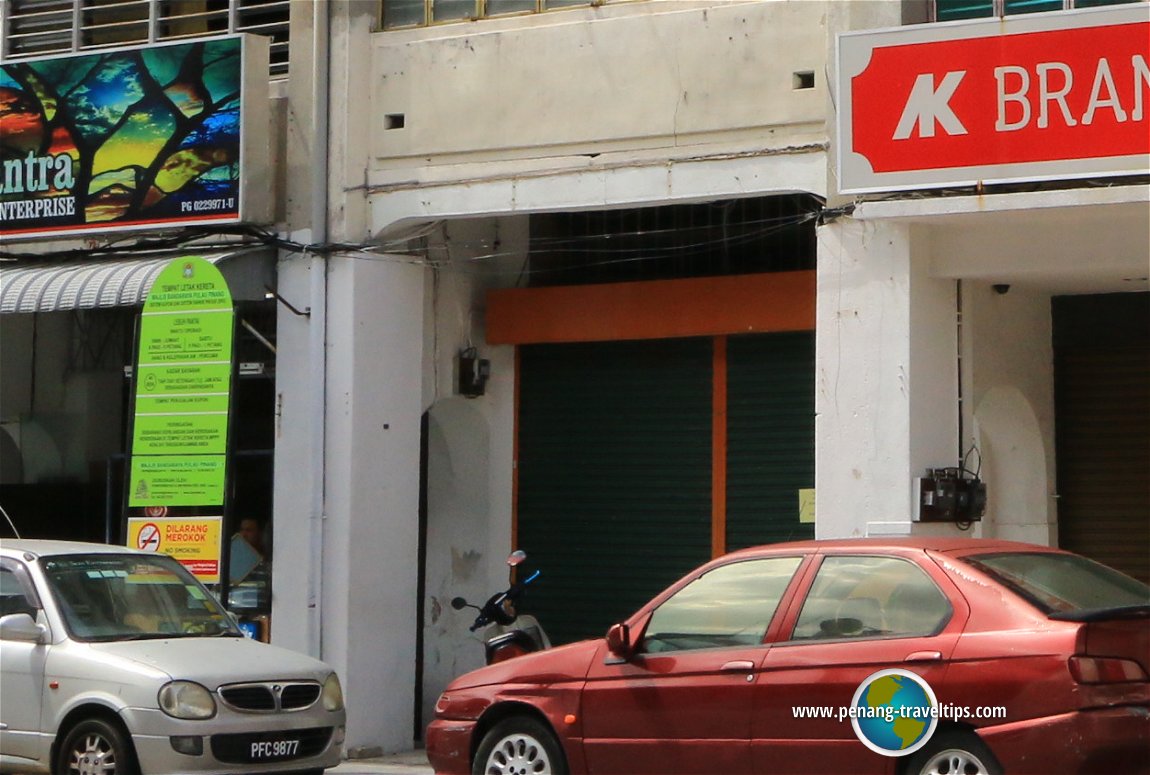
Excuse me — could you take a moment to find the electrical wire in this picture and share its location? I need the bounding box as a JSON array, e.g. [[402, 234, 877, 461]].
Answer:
[[1, 503, 21, 539], [0, 209, 822, 278]]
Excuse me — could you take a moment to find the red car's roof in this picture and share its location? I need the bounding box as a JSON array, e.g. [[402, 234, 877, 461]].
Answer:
[[723, 536, 1064, 558]]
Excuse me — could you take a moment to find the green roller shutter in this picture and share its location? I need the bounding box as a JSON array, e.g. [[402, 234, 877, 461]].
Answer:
[[726, 332, 816, 550], [517, 339, 713, 645], [1054, 294, 1150, 583]]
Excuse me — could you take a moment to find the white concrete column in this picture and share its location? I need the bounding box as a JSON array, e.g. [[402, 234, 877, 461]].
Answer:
[[815, 218, 962, 538], [323, 253, 426, 752], [272, 253, 327, 657], [816, 218, 912, 537]]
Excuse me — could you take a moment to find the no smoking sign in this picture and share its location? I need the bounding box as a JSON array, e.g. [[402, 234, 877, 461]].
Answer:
[[137, 523, 161, 552]]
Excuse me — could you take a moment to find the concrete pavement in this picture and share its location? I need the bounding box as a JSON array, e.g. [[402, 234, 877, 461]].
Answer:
[[330, 749, 434, 774]]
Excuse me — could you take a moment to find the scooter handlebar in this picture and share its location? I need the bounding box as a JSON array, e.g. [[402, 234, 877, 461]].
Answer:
[[463, 569, 541, 631]]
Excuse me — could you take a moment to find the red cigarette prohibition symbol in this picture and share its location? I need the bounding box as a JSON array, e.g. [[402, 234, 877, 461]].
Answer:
[[138, 523, 161, 551]]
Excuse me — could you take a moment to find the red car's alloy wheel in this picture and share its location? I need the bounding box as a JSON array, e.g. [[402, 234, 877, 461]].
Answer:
[[473, 717, 567, 775], [905, 731, 1002, 775]]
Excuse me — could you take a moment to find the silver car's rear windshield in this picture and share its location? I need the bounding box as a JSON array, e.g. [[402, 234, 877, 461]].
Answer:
[[964, 552, 1150, 618], [40, 553, 242, 642]]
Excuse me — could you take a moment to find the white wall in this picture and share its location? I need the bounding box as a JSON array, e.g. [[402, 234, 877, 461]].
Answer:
[[371, 1, 828, 166], [362, 0, 832, 235], [322, 254, 426, 752], [270, 246, 428, 754], [816, 210, 1065, 544], [966, 283, 1057, 544], [270, 254, 327, 657], [815, 218, 923, 537], [419, 218, 523, 725]]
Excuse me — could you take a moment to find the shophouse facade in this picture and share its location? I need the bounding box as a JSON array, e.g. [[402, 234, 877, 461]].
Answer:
[[2, 0, 1146, 756], [0, 0, 300, 708]]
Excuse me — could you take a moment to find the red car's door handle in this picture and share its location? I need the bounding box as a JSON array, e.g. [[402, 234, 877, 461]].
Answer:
[[904, 651, 943, 662], [720, 660, 756, 672]]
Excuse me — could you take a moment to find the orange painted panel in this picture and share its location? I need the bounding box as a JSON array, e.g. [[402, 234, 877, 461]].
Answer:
[[486, 271, 814, 345], [712, 336, 727, 560]]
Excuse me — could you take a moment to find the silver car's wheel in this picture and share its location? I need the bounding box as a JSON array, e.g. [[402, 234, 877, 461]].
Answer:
[[473, 717, 567, 775], [57, 718, 137, 775], [905, 731, 1002, 775]]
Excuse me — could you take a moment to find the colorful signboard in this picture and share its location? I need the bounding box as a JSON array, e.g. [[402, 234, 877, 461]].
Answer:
[[127, 516, 224, 583], [129, 256, 234, 508], [0, 34, 270, 240], [837, 5, 1150, 193]]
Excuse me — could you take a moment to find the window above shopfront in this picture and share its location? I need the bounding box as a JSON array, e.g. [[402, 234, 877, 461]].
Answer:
[[935, 0, 1142, 22], [383, 0, 623, 30], [0, 0, 289, 78]]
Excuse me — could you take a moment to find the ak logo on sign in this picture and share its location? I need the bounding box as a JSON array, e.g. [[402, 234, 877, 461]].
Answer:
[[837, 5, 1150, 193]]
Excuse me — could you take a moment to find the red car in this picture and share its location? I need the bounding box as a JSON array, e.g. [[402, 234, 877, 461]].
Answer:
[[426, 538, 1149, 775]]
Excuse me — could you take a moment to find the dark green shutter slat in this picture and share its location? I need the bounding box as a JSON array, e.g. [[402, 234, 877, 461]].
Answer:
[[517, 339, 713, 645], [1054, 293, 1149, 583], [726, 332, 816, 550]]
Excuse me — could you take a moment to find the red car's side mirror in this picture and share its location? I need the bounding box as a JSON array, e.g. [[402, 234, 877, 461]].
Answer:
[[605, 623, 634, 661]]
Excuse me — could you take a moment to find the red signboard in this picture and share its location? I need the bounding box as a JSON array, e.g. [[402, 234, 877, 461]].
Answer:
[[837, 5, 1149, 193]]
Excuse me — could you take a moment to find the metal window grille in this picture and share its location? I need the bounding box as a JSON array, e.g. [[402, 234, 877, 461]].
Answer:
[[382, 0, 604, 31], [932, 0, 1144, 22], [1, 0, 290, 78]]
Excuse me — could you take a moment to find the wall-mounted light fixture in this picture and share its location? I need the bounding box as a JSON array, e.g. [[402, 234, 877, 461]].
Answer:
[[263, 285, 310, 317], [457, 347, 490, 398], [913, 467, 986, 524]]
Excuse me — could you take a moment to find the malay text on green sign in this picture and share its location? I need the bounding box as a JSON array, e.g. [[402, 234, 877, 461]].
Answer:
[[132, 412, 229, 455], [135, 392, 230, 414], [137, 362, 232, 395], [129, 456, 227, 507], [138, 310, 234, 363], [143, 271, 234, 311]]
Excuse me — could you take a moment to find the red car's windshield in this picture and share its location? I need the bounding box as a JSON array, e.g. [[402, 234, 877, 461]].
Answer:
[[964, 552, 1149, 617]]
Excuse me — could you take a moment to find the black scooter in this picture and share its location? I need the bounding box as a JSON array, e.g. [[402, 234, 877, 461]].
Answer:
[[451, 550, 551, 664]]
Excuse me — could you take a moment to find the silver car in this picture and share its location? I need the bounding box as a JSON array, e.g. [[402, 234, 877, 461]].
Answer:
[[0, 540, 346, 775]]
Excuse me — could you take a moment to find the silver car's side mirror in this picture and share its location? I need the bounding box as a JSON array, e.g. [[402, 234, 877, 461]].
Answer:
[[0, 612, 47, 644]]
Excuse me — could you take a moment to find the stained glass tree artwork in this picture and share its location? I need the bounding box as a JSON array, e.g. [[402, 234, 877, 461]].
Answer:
[[0, 37, 244, 234]]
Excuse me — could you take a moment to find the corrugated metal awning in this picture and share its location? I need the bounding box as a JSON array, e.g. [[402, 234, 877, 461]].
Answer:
[[0, 248, 272, 313]]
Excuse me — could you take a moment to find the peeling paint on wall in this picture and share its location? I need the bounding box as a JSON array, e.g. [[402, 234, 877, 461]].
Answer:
[[451, 547, 482, 580]]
